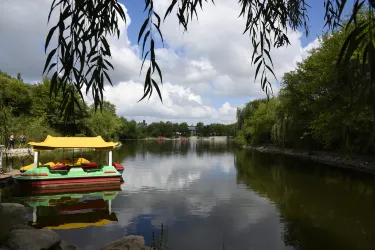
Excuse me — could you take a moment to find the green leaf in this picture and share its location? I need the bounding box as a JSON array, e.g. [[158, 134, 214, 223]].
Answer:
[[103, 70, 113, 86], [336, 21, 367, 68], [50, 72, 58, 97], [140, 51, 150, 75], [138, 17, 149, 43], [255, 60, 263, 80], [46, 63, 57, 75], [45, 25, 58, 53], [101, 37, 111, 55], [265, 64, 277, 80], [144, 0, 151, 12], [104, 59, 114, 70], [254, 55, 262, 64], [152, 79, 163, 102], [164, 0, 178, 21], [264, 49, 273, 67], [142, 30, 150, 57], [154, 62, 163, 83], [154, 11, 161, 27], [153, 22, 164, 45], [43, 48, 57, 74], [138, 67, 152, 102]]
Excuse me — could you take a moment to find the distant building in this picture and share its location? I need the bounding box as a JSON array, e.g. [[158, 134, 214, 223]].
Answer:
[[188, 124, 197, 136]]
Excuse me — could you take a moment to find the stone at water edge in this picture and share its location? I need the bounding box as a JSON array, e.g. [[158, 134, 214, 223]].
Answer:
[[0, 203, 27, 234], [101, 236, 151, 250], [51, 240, 79, 250], [5, 229, 61, 250]]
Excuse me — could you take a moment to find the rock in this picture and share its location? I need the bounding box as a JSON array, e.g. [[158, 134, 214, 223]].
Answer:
[[51, 240, 79, 250], [101, 236, 151, 250], [0, 246, 10, 250], [0, 203, 27, 232], [10, 224, 35, 231], [5, 229, 60, 250]]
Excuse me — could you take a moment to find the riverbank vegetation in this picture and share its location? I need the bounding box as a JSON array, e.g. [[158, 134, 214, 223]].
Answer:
[[236, 13, 375, 154], [0, 72, 235, 145]]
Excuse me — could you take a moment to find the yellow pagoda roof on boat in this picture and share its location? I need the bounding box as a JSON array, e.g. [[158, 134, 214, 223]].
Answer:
[[29, 135, 118, 150]]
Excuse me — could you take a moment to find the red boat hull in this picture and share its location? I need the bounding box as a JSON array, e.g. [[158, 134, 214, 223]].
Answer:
[[16, 176, 122, 190]]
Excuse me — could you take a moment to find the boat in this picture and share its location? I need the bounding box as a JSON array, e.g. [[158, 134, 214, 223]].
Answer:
[[13, 189, 120, 229], [13, 135, 123, 190]]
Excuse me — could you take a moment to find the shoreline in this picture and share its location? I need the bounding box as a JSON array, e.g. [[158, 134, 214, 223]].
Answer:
[[245, 145, 375, 174]]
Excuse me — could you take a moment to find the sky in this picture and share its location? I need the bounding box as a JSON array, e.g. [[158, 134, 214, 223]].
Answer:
[[0, 0, 353, 125]]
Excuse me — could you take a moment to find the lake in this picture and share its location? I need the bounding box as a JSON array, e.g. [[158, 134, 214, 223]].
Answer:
[[1, 140, 375, 250]]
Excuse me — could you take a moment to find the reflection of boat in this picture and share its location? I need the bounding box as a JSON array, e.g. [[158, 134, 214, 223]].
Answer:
[[13, 190, 120, 229], [13, 136, 123, 190]]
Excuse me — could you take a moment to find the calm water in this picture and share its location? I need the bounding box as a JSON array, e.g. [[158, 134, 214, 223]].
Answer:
[[2, 140, 375, 250]]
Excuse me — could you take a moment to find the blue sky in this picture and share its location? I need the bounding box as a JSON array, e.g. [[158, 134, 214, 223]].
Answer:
[[121, 0, 352, 48]]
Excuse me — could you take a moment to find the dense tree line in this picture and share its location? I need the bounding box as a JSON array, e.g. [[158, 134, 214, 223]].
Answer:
[[0, 72, 235, 146], [236, 15, 375, 154]]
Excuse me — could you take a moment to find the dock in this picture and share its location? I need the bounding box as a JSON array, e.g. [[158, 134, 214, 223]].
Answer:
[[0, 169, 20, 185], [1, 148, 34, 157]]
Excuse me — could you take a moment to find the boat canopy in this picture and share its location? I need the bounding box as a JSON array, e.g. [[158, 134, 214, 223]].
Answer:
[[29, 135, 118, 150]]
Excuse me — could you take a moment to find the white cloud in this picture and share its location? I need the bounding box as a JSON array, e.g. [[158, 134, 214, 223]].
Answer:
[[0, 0, 321, 124], [153, 0, 319, 97], [122, 152, 234, 192], [102, 81, 237, 124]]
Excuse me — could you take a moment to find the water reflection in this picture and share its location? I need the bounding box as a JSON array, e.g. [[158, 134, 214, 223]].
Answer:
[[13, 190, 120, 230], [235, 150, 375, 250], [2, 141, 375, 250]]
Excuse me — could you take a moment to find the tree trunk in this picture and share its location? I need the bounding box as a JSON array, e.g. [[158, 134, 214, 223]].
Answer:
[[362, 104, 375, 153]]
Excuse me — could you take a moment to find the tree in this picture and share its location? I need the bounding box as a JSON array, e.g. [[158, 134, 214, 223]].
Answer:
[[274, 28, 374, 153], [178, 122, 189, 136], [196, 122, 204, 136], [16, 73, 23, 81], [43, 0, 375, 117], [85, 101, 121, 140]]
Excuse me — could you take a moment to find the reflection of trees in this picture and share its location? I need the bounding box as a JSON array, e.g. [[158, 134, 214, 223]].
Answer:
[[234, 150, 375, 250], [7, 140, 236, 169], [116, 140, 235, 160]]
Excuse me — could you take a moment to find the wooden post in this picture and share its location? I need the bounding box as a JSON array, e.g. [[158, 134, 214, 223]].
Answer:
[[33, 207, 37, 223], [33, 151, 39, 169], [108, 151, 112, 167]]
